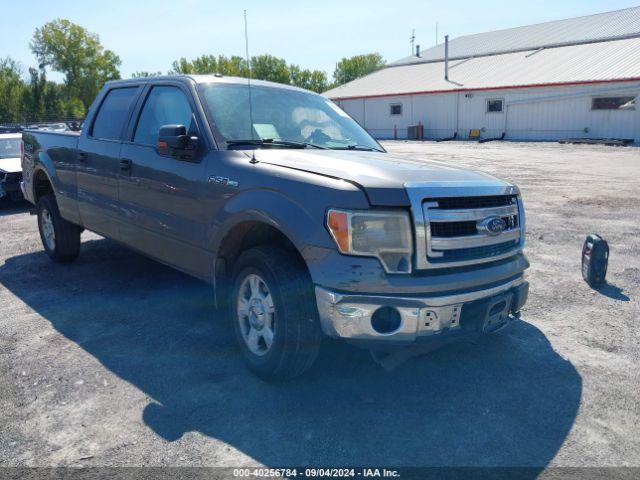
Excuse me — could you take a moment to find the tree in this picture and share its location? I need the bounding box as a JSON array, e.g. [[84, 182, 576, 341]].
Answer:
[[289, 65, 328, 93], [171, 54, 250, 77], [23, 67, 47, 120], [171, 53, 292, 84], [59, 97, 85, 119], [218, 56, 249, 77], [30, 19, 121, 110], [250, 54, 291, 84], [42, 80, 65, 119], [170, 55, 247, 76], [332, 53, 385, 86], [131, 71, 163, 78], [0, 58, 26, 123], [170, 53, 328, 92]]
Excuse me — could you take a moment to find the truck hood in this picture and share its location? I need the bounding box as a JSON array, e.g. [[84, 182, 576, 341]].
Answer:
[[254, 149, 511, 206], [0, 157, 21, 174]]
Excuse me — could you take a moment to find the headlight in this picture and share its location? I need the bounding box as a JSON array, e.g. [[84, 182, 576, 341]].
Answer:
[[326, 209, 413, 273]]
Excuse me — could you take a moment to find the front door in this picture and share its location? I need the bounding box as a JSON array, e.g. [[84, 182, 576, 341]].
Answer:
[[77, 86, 140, 239], [118, 84, 212, 279]]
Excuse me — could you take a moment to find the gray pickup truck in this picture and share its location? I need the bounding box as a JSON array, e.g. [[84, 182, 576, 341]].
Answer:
[[21, 75, 529, 379]]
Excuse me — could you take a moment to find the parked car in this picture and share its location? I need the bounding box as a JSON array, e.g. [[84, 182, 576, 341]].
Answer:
[[26, 122, 71, 132], [0, 125, 24, 134], [21, 75, 529, 379], [0, 133, 24, 203]]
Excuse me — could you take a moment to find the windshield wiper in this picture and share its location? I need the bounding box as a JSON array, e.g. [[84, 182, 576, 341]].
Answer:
[[226, 139, 327, 149], [331, 144, 384, 152]]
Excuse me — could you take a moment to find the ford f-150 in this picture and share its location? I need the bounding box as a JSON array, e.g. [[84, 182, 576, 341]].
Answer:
[[21, 75, 529, 379]]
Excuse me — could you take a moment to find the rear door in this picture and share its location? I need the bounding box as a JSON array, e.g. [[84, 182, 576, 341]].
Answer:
[[118, 83, 212, 279], [77, 86, 140, 239]]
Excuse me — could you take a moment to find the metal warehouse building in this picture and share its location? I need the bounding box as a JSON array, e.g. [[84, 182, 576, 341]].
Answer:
[[324, 7, 640, 143]]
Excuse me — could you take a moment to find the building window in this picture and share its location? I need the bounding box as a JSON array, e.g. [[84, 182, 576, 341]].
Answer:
[[486, 99, 504, 113], [591, 96, 636, 111], [390, 103, 402, 115]]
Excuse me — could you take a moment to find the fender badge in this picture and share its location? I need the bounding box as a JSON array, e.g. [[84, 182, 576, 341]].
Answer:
[[208, 175, 239, 188]]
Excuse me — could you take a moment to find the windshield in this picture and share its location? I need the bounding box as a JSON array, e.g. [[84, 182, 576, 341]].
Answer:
[[198, 83, 382, 151], [0, 138, 20, 159]]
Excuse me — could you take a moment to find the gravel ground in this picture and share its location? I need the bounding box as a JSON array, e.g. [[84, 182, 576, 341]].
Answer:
[[0, 141, 638, 470]]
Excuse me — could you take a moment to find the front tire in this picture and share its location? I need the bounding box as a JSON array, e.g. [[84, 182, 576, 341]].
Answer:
[[37, 194, 81, 262], [230, 246, 322, 381]]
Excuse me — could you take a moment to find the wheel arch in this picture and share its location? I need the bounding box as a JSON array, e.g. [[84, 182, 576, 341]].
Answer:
[[212, 214, 311, 308], [32, 167, 55, 203]]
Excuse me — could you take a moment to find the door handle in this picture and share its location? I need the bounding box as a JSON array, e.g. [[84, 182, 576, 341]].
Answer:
[[78, 152, 88, 162], [120, 159, 132, 171]]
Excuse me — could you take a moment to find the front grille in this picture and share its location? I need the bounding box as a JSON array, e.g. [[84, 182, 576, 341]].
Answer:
[[431, 215, 519, 238], [433, 195, 517, 210], [431, 221, 477, 237], [422, 194, 522, 267], [431, 240, 519, 263]]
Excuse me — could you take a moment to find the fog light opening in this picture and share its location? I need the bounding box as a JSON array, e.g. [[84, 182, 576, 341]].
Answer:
[[371, 306, 402, 334]]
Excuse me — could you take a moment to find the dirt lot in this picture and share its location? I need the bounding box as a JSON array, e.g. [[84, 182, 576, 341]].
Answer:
[[1, 141, 638, 470]]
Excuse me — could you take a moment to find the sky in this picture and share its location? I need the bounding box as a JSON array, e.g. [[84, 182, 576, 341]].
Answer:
[[2, 0, 639, 81]]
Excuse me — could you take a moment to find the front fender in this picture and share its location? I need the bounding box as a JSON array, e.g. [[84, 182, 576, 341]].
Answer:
[[208, 188, 335, 257], [208, 188, 343, 307]]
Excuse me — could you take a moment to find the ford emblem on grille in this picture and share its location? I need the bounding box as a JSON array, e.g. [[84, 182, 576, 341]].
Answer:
[[478, 216, 507, 236]]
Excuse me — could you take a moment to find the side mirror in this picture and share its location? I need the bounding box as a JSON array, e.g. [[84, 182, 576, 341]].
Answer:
[[157, 124, 199, 160]]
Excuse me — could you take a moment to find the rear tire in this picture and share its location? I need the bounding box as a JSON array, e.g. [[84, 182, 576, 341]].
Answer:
[[230, 246, 322, 381], [37, 194, 81, 262]]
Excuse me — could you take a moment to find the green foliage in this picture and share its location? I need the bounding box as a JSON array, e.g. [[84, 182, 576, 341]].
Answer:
[[131, 71, 163, 78], [0, 58, 26, 123], [251, 55, 290, 84], [0, 18, 386, 124], [60, 97, 86, 119], [289, 65, 328, 93], [332, 53, 385, 86], [22, 67, 71, 121], [31, 19, 121, 110], [0, 58, 85, 123], [171, 54, 329, 93], [170, 54, 249, 76]]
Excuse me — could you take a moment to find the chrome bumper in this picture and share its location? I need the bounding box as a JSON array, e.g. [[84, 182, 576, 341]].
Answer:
[[315, 277, 528, 342]]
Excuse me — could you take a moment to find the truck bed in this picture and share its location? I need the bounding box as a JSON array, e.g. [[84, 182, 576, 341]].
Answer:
[[21, 129, 81, 207], [23, 129, 81, 151]]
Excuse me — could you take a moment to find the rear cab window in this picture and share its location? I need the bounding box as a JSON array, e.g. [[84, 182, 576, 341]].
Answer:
[[90, 87, 139, 141]]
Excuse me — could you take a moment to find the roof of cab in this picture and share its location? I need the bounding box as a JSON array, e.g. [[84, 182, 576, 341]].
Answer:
[[105, 74, 312, 94]]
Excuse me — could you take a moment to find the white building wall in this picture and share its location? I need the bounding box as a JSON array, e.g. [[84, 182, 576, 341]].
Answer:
[[337, 81, 640, 142], [339, 98, 366, 126]]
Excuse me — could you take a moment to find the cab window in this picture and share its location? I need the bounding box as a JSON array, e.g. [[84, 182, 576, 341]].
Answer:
[[134, 86, 194, 146], [91, 87, 138, 141]]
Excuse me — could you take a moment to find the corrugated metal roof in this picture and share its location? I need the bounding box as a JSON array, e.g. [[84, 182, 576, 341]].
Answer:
[[324, 37, 640, 100], [391, 6, 640, 66]]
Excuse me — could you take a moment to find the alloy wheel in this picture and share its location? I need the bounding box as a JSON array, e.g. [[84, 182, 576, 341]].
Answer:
[[41, 209, 56, 251], [237, 273, 276, 356]]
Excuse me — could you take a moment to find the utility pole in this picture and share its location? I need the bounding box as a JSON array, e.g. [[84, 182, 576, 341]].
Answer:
[[436, 22, 439, 45]]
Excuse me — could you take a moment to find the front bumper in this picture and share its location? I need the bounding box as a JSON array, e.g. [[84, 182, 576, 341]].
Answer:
[[315, 277, 528, 344], [0, 173, 24, 200]]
